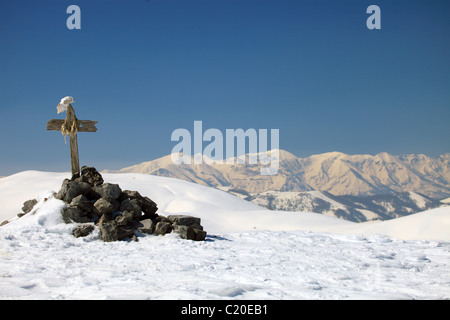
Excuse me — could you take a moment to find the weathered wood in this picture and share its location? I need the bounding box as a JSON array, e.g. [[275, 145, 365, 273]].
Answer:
[[70, 131, 80, 178], [46, 119, 98, 132], [66, 105, 80, 177], [47, 104, 98, 177]]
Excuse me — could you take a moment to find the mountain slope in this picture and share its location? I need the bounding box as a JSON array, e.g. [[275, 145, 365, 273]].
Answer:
[[106, 150, 450, 199], [239, 189, 440, 222]]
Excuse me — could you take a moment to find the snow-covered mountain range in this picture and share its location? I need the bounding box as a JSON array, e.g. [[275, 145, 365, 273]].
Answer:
[[106, 150, 450, 198], [223, 188, 442, 222], [105, 150, 449, 221]]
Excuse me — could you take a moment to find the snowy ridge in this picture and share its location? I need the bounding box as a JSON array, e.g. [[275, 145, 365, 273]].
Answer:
[[106, 150, 450, 199], [0, 171, 449, 299], [225, 188, 441, 223]]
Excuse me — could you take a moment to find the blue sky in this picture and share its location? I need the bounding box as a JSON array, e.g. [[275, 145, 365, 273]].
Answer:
[[0, 0, 449, 175]]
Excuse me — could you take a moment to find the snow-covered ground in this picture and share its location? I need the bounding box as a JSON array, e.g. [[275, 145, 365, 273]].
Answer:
[[0, 171, 449, 299]]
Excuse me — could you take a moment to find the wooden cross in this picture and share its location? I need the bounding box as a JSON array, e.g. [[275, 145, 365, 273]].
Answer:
[[46, 104, 98, 178]]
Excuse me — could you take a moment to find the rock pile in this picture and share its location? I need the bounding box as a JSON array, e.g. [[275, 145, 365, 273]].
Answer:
[[5, 166, 207, 242]]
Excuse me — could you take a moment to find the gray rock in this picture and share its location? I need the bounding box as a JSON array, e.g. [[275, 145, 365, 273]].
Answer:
[[92, 183, 122, 201], [194, 229, 207, 241], [119, 190, 141, 201], [1, 220, 9, 226], [55, 179, 70, 201], [57, 180, 92, 203], [120, 198, 142, 219], [167, 215, 203, 230], [120, 190, 158, 218], [168, 215, 201, 226], [117, 225, 134, 240], [94, 198, 114, 216], [139, 196, 158, 217], [78, 166, 104, 186], [72, 224, 95, 238], [154, 221, 172, 235], [62, 205, 90, 223], [122, 210, 134, 223], [134, 219, 154, 234], [98, 221, 118, 242], [174, 225, 196, 240], [97, 212, 111, 225], [22, 199, 37, 214], [70, 194, 94, 213], [110, 199, 120, 213], [152, 215, 171, 224], [115, 214, 128, 226], [50, 167, 205, 242], [173, 225, 207, 241]]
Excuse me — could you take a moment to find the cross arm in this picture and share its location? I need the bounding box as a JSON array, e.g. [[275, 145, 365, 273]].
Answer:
[[46, 119, 98, 132]]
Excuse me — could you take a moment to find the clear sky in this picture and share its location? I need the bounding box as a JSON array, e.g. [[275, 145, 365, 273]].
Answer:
[[0, 0, 449, 175]]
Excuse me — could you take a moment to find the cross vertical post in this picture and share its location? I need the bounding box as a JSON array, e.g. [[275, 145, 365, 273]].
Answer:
[[66, 105, 80, 177], [47, 103, 98, 178]]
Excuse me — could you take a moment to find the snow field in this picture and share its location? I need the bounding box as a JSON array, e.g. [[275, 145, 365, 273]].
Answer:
[[1, 222, 449, 299], [0, 171, 449, 299]]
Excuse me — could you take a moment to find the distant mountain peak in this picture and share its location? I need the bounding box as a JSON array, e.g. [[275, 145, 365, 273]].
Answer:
[[314, 151, 346, 157], [106, 150, 450, 199]]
